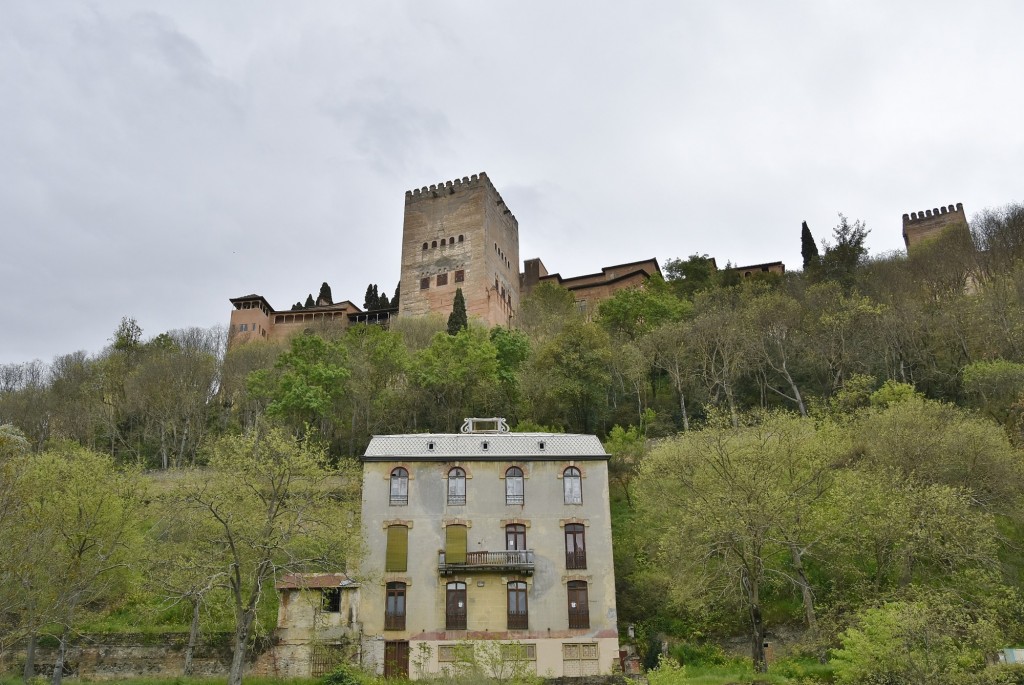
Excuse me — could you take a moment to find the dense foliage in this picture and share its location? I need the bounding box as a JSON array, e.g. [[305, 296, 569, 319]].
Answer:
[[2, 206, 1024, 679]]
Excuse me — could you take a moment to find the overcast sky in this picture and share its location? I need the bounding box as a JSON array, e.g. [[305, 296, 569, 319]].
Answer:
[[2, 1, 1022, 365]]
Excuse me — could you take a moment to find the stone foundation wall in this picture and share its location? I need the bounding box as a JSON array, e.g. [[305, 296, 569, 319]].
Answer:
[[6, 634, 234, 680]]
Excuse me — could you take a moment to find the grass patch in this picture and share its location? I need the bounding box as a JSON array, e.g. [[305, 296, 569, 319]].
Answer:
[[648, 657, 835, 684]]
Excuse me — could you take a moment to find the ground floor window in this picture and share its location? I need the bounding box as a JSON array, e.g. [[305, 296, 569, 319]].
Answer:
[[562, 643, 600, 677]]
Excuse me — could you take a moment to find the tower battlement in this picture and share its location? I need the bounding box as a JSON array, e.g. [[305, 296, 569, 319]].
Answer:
[[404, 172, 516, 224], [902, 202, 968, 252], [902, 203, 964, 223]]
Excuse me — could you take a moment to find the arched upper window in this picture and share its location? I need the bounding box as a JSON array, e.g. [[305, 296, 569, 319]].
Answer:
[[506, 466, 524, 505], [448, 467, 466, 506], [390, 467, 409, 506], [563, 467, 582, 505], [432, 240, 438, 248], [458, 234, 464, 242], [422, 242, 428, 250]]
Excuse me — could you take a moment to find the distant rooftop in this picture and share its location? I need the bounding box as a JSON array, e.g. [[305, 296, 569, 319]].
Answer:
[[362, 418, 607, 461], [276, 573, 358, 590]]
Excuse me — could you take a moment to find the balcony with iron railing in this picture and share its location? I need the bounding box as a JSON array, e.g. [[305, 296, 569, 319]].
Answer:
[[445, 608, 467, 631], [438, 550, 535, 576], [565, 550, 587, 570], [568, 608, 590, 629], [384, 612, 405, 631], [507, 610, 528, 630]]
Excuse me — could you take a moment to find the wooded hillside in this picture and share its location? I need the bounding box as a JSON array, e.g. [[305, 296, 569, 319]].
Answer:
[[2, 205, 1024, 683]]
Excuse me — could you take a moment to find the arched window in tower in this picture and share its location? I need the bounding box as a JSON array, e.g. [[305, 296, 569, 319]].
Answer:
[[422, 242, 428, 250], [432, 240, 437, 248]]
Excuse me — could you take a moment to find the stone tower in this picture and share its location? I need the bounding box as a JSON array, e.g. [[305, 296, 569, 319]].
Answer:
[[398, 173, 520, 327], [902, 203, 969, 253]]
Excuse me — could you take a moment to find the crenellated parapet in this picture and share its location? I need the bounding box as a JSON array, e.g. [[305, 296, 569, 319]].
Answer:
[[902, 203, 964, 223], [404, 172, 517, 224]]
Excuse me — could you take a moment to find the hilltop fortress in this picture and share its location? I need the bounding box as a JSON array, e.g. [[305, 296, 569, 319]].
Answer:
[[229, 172, 965, 345], [228, 172, 677, 344]]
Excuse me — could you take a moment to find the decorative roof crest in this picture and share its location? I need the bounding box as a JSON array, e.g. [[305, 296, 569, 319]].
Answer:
[[460, 417, 510, 434]]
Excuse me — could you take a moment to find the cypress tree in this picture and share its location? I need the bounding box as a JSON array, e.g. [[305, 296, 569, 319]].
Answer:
[[304, 294, 315, 308], [378, 292, 390, 308], [392, 282, 401, 309], [447, 288, 468, 335], [363, 284, 375, 310], [371, 284, 380, 309], [318, 282, 333, 306], [801, 221, 820, 271]]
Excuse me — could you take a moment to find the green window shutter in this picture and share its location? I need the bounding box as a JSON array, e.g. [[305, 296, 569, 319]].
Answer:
[[446, 525, 467, 564], [386, 525, 408, 572]]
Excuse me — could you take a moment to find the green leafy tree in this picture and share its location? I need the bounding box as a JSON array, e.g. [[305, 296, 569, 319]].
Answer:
[[819, 214, 870, 291], [597, 276, 689, 340], [868, 379, 923, 407], [819, 469, 999, 600], [663, 254, 718, 299], [490, 327, 530, 414], [850, 397, 1023, 513], [340, 325, 409, 455], [604, 419, 649, 508], [410, 327, 501, 430], [448, 288, 469, 335], [972, 202, 1024, 279], [0, 425, 32, 664], [803, 283, 885, 396], [832, 591, 1005, 685], [636, 413, 838, 672], [529, 321, 612, 433], [640, 320, 699, 431], [517, 281, 580, 341], [247, 333, 350, 437], [687, 291, 752, 426], [168, 424, 361, 685], [304, 293, 315, 308], [111, 316, 143, 353], [964, 359, 1024, 436], [11, 444, 144, 685], [743, 291, 811, 416]]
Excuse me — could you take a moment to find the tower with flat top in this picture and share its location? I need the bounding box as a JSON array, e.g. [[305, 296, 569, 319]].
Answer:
[[398, 173, 520, 328]]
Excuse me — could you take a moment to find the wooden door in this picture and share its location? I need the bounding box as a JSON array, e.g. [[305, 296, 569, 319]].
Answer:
[[384, 641, 409, 678]]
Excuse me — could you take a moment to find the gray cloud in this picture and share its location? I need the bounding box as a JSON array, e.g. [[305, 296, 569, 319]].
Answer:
[[1, 0, 1022, 363]]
